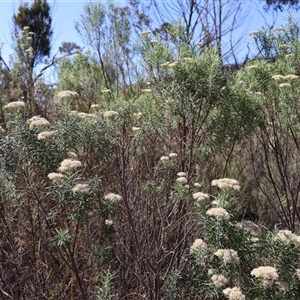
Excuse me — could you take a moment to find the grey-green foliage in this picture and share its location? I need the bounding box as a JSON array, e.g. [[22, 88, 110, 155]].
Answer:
[[252, 13, 300, 60], [55, 111, 113, 155], [53, 227, 71, 247], [96, 269, 117, 300], [240, 16, 300, 229], [75, 2, 106, 52], [75, 1, 134, 89], [0, 116, 63, 176], [141, 31, 224, 108], [138, 33, 235, 176], [164, 190, 300, 299], [0, 165, 20, 207], [106, 2, 134, 87], [57, 51, 105, 106], [208, 74, 265, 149], [140, 23, 192, 69]]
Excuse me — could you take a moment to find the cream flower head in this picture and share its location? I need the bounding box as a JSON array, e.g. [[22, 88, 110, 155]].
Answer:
[[140, 30, 151, 35], [57, 90, 79, 101], [4, 101, 26, 112], [249, 30, 259, 35], [104, 193, 122, 202], [103, 110, 119, 118], [190, 238, 207, 253], [58, 159, 82, 173], [37, 130, 57, 140], [211, 178, 240, 190], [72, 183, 89, 193], [177, 172, 186, 177], [213, 249, 240, 264], [236, 220, 261, 237], [176, 177, 187, 184], [206, 207, 230, 220], [28, 116, 50, 130], [193, 192, 210, 201], [223, 287, 245, 300], [251, 266, 278, 287], [211, 274, 228, 288], [48, 172, 65, 182], [160, 156, 169, 161]]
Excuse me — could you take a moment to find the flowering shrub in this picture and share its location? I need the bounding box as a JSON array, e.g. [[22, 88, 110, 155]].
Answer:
[[165, 178, 300, 299], [1, 14, 300, 300]]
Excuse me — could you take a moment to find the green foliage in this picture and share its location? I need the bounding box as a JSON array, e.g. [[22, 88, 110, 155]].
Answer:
[[57, 51, 106, 108], [238, 15, 300, 229], [54, 227, 71, 247], [165, 188, 300, 299], [265, 0, 300, 11], [75, 1, 134, 89], [3, 9, 300, 300], [96, 269, 117, 300]]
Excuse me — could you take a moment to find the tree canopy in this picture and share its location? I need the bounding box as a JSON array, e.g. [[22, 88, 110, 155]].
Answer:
[[264, 0, 300, 10], [13, 0, 53, 68]]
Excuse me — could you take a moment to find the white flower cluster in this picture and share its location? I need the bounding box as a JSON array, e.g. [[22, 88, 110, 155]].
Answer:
[[48, 172, 65, 182], [103, 110, 119, 118], [193, 192, 209, 201], [223, 287, 245, 300], [176, 172, 188, 185], [77, 112, 96, 121], [251, 266, 278, 287], [57, 90, 79, 100], [211, 178, 240, 191], [72, 183, 89, 193], [28, 116, 50, 130], [249, 30, 260, 36], [104, 193, 122, 202], [276, 229, 300, 244], [37, 130, 57, 141], [213, 249, 240, 264], [105, 219, 113, 226], [206, 207, 230, 220], [132, 126, 141, 132], [4, 101, 26, 112], [272, 74, 299, 80], [140, 30, 151, 35], [190, 238, 207, 253], [58, 159, 82, 173], [211, 274, 228, 288], [90, 104, 101, 110]]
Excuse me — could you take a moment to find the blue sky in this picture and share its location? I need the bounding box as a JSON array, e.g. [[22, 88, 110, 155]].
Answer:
[[0, 0, 299, 68]]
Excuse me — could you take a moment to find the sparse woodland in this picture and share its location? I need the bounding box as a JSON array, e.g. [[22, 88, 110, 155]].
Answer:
[[1, 1, 300, 299]]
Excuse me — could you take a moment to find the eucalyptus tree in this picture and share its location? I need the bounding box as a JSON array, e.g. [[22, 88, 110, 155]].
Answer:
[[75, 1, 135, 95], [128, 0, 249, 66], [264, 0, 300, 10]]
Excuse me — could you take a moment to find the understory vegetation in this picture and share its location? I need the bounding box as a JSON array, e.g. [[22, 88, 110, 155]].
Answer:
[[1, 4, 300, 299]]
